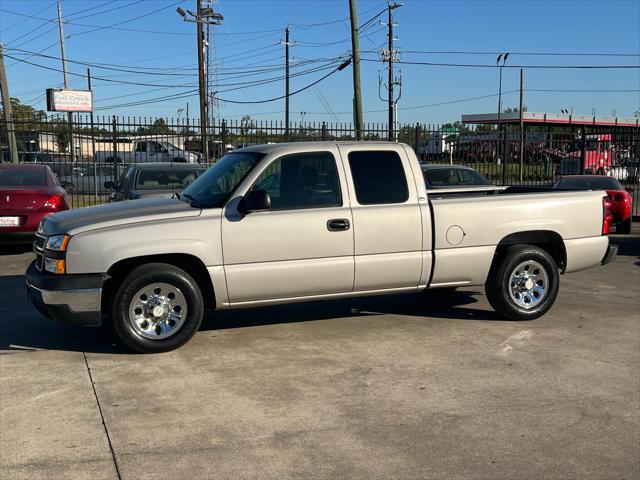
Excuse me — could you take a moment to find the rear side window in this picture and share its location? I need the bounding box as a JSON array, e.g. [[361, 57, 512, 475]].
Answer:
[[348, 151, 408, 204], [136, 169, 199, 190], [0, 168, 46, 186]]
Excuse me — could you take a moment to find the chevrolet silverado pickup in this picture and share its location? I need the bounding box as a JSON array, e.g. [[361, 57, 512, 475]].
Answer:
[[26, 142, 618, 353]]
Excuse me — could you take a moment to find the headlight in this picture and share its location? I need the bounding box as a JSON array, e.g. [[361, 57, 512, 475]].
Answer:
[[45, 234, 71, 251], [44, 258, 66, 274]]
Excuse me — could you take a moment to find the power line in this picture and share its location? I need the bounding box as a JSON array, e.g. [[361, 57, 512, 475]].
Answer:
[[67, 0, 143, 21], [66, 0, 185, 38], [399, 50, 640, 57], [361, 58, 640, 69], [211, 58, 351, 104], [0, 0, 56, 34]]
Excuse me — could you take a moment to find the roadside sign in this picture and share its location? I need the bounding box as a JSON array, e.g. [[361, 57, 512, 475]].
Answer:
[[46, 89, 93, 112]]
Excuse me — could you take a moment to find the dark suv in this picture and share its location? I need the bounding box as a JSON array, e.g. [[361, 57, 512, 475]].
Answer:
[[106, 162, 206, 202]]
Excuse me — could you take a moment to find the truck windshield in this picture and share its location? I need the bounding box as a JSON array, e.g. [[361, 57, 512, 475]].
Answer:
[[180, 152, 265, 207]]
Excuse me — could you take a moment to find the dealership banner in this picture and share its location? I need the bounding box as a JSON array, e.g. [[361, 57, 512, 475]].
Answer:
[[46, 89, 93, 112]]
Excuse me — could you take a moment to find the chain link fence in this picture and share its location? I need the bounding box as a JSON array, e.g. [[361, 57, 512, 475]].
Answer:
[[1, 114, 638, 216]]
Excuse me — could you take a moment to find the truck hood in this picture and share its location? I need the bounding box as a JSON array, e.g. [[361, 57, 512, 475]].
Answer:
[[41, 197, 201, 236]]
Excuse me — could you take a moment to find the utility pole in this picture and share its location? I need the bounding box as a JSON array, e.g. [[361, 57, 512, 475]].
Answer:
[[387, 4, 393, 139], [496, 52, 508, 166], [380, 2, 401, 141], [57, 0, 74, 163], [0, 44, 19, 164], [87, 68, 98, 202], [348, 0, 363, 140], [177, 4, 222, 159], [196, 1, 209, 161], [285, 26, 291, 140]]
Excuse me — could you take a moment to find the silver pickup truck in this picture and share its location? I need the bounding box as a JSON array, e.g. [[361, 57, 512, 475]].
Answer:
[[95, 139, 201, 164], [26, 142, 617, 353]]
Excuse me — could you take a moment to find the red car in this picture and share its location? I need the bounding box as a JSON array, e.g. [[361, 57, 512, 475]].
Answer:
[[0, 164, 69, 244], [554, 175, 633, 234]]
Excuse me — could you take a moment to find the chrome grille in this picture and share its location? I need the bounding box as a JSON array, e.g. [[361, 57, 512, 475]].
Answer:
[[34, 234, 45, 252], [34, 233, 45, 272]]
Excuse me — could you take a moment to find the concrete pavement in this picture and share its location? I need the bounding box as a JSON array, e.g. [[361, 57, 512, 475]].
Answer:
[[1, 229, 639, 479]]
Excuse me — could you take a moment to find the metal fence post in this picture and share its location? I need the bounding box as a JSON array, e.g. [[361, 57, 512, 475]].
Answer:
[[221, 119, 227, 158], [111, 116, 118, 183], [580, 126, 587, 175], [501, 125, 508, 185], [414, 123, 420, 153], [321, 122, 327, 141]]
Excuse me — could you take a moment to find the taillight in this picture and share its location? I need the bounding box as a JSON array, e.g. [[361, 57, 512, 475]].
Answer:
[[602, 197, 613, 235], [613, 193, 624, 202], [40, 195, 65, 211]]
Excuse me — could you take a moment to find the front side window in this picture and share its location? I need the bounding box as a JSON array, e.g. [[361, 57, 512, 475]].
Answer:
[[117, 166, 134, 188], [135, 142, 147, 153], [348, 150, 408, 205], [251, 152, 341, 210], [181, 152, 265, 207]]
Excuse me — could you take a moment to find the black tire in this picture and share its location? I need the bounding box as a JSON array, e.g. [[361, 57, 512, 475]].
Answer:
[[485, 245, 559, 321], [110, 263, 204, 353], [617, 218, 632, 234]]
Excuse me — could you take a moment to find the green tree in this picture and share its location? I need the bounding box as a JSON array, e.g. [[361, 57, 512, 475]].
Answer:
[[136, 118, 174, 135], [52, 118, 70, 153], [0, 97, 47, 121]]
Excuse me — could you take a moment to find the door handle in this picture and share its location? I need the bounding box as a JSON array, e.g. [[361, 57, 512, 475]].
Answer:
[[327, 218, 350, 232]]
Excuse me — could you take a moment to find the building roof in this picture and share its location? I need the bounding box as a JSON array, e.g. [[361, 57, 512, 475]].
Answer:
[[462, 112, 639, 128]]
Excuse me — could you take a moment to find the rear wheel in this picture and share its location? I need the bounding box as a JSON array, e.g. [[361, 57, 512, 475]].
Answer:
[[617, 218, 632, 234], [110, 263, 204, 353], [485, 245, 559, 321]]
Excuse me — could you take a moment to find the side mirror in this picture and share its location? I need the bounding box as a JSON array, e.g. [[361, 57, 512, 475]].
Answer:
[[104, 181, 115, 189], [239, 189, 271, 213]]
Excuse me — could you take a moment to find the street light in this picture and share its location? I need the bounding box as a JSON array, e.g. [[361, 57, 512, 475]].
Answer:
[[496, 52, 509, 165], [176, 2, 223, 162], [176, 6, 223, 25]]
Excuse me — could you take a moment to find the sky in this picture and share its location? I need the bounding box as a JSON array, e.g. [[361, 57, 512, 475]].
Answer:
[[1, 0, 639, 125]]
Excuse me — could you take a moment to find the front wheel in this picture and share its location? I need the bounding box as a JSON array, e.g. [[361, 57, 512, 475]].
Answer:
[[110, 263, 204, 353], [485, 245, 559, 321]]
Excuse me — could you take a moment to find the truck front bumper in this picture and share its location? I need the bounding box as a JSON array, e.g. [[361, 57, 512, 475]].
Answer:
[[25, 261, 105, 327]]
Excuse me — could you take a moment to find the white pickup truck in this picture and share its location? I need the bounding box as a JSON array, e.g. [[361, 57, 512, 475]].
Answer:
[[95, 139, 201, 164], [26, 142, 617, 353]]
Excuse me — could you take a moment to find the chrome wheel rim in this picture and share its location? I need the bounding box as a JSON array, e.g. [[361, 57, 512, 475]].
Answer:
[[128, 282, 188, 340], [508, 260, 549, 310]]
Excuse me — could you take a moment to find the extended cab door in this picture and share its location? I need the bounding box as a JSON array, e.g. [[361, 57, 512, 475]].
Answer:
[[338, 144, 425, 292], [221, 147, 354, 304]]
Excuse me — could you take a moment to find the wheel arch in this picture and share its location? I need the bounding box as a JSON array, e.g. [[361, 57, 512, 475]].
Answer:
[[494, 230, 567, 272], [102, 253, 216, 313]]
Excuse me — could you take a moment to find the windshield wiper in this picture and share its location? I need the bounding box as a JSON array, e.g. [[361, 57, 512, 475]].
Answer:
[[181, 193, 206, 208]]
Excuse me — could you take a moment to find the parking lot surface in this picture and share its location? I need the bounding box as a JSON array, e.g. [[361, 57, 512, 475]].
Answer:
[[1, 227, 639, 480]]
